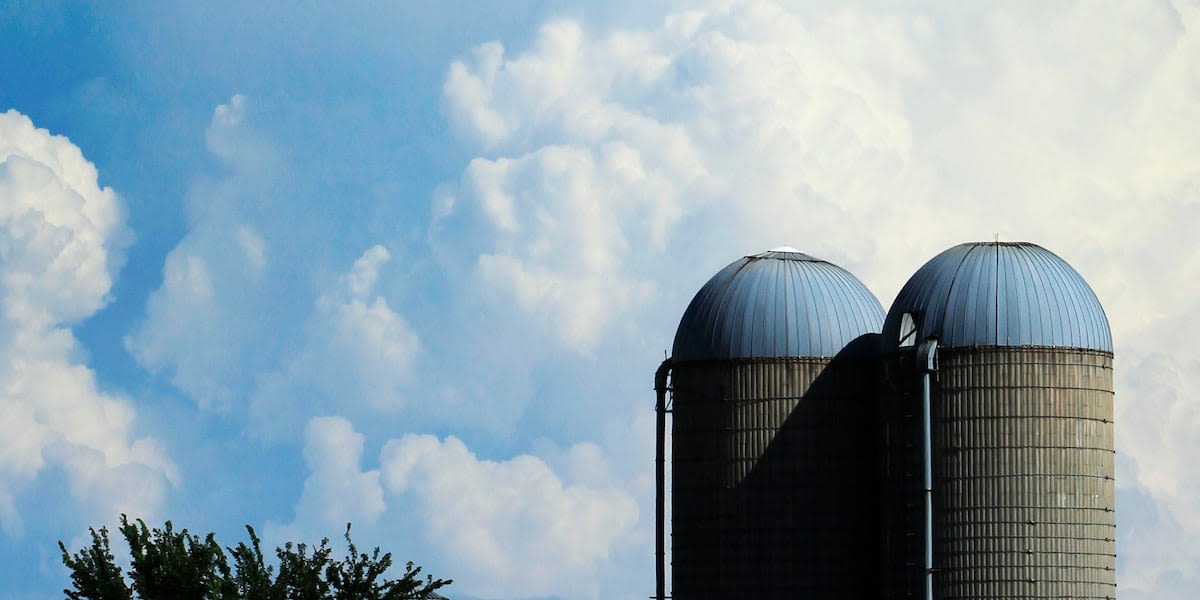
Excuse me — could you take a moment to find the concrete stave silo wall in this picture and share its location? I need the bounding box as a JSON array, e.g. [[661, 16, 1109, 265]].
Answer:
[[934, 347, 1116, 599], [672, 355, 879, 598]]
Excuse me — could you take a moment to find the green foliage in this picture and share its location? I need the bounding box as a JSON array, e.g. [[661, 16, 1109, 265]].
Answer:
[[60, 517, 450, 600], [59, 527, 132, 600], [227, 527, 275, 600]]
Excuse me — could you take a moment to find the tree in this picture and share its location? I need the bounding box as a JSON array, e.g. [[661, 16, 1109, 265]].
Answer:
[[60, 516, 450, 600]]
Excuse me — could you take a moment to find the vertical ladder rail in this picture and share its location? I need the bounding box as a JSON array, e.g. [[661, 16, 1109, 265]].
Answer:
[[654, 359, 672, 600]]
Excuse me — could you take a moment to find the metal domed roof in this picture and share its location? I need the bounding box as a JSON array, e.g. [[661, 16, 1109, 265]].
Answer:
[[882, 242, 1112, 352], [672, 248, 885, 362]]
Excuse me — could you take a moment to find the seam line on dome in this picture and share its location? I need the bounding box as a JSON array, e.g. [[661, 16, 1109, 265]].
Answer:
[[940, 244, 977, 342]]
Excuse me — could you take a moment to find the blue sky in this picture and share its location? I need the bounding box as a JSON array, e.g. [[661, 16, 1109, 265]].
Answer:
[[2, 1, 1200, 598]]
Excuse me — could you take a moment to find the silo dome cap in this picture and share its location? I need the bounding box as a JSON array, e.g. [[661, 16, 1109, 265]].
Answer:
[[882, 242, 1112, 352], [672, 248, 884, 362]]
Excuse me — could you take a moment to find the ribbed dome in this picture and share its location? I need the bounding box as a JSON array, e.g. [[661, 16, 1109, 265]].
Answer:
[[672, 248, 885, 362], [882, 242, 1112, 352]]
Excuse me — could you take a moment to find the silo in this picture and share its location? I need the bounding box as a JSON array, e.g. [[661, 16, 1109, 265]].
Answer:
[[879, 242, 1116, 599], [664, 247, 885, 598]]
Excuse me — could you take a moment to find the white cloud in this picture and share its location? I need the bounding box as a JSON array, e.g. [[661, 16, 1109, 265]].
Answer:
[[292, 416, 386, 528], [0, 129, 125, 326], [204, 93, 276, 172], [236, 225, 266, 269], [250, 245, 420, 437], [435, 7, 928, 353], [1115, 353, 1200, 594], [341, 245, 388, 299], [444, 42, 511, 148], [125, 95, 281, 411], [128, 97, 422, 438], [270, 416, 639, 600], [380, 433, 638, 599], [0, 109, 176, 535]]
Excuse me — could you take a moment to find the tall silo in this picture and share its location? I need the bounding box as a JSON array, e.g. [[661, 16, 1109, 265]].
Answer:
[[879, 242, 1116, 599], [661, 247, 885, 598]]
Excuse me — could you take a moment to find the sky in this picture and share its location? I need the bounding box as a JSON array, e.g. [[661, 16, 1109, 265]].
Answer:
[[1, 0, 1199, 598]]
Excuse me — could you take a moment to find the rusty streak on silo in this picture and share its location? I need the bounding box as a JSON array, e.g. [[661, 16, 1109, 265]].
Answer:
[[880, 242, 1117, 599], [667, 247, 885, 598]]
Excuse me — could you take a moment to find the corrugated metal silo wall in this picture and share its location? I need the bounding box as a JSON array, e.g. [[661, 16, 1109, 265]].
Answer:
[[671, 355, 880, 598], [886, 347, 1117, 599]]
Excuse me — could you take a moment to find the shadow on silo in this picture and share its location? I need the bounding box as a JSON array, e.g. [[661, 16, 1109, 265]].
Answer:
[[672, 333, 881, 598]]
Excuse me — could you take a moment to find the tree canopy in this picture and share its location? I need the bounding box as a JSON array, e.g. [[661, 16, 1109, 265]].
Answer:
[[59, 516, 450, 600]]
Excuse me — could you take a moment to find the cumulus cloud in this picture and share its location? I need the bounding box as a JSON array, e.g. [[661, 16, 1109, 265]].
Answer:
[[125, 95, 282, 411], [381, 433, 638, 599], [435, 1, 1200, 596], [270, 416, 638, 600], [127, 96, 422, 440], [250, 245, 420, 437], [434, 7, 928, 354], [439, 0, 1200, 333], [0, 109, 176, 534], [291, 416, 386, 528]]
